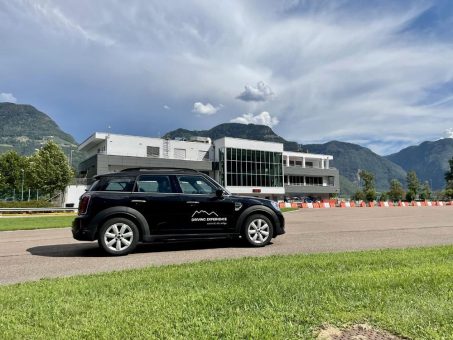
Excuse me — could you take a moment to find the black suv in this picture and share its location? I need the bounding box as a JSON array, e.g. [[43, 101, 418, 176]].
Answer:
[[73, 168, 285, 255]]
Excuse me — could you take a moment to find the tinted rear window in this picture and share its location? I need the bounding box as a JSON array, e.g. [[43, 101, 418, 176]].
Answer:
[[93, 177, 136, 192]]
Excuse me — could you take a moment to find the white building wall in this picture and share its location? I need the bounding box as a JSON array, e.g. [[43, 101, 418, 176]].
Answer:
[[283, 151, 333, 169], [80, 133, 213, 161], [106, 135, 163, 157]]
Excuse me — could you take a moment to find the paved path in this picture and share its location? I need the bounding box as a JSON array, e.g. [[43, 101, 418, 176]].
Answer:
[[1, 207, 452, 285]]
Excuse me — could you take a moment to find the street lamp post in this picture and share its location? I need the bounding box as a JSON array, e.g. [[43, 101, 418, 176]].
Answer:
[[21, 169, 24, 201]]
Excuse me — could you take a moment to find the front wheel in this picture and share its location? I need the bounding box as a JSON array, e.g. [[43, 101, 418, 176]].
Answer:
[[243, 214, 274, 247], [98, 218, 139, 255]]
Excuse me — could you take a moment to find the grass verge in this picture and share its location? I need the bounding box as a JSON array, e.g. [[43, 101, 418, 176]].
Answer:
[[0, 215, 74, 231], [1, 246, 452, 339], [281, 207, 298, 212]]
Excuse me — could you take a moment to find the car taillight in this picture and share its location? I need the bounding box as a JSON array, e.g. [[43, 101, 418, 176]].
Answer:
[[78, 195, 91, 215]]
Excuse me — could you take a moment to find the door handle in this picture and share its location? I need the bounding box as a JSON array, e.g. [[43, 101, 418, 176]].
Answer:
[[186, 201, 200, 204], [131, 200, 146, 203]]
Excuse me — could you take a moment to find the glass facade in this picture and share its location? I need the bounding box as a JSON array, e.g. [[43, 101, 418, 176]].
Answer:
[[219, 147, 283, 187]]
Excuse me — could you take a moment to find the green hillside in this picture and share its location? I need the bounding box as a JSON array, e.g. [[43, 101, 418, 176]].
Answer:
[[302, 141, 407, 192], [164, 123, 300, 151], [0, 103, 81, 164], [386, 138, 453, 190]]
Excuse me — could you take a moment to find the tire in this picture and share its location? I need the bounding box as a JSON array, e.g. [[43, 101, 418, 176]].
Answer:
[[98, 217, 139, 255], [242, 214, 274, 247]]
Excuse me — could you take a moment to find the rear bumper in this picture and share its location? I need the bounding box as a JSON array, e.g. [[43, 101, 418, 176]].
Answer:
[[72, 216, 97, 241]]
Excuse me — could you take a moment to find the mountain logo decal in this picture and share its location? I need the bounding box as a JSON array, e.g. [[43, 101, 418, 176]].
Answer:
[[191, 210, 219, 218]]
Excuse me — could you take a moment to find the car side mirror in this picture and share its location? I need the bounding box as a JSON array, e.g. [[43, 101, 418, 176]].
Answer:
[[215, 189, 224, 198]]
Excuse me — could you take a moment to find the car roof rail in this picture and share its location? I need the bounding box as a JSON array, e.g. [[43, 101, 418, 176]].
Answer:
[[120, 167, 199, 173]]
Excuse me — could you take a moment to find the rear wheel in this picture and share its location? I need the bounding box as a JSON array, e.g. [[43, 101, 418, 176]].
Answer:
[[243, 214, 273, 247], [98, 217, 139, 255]]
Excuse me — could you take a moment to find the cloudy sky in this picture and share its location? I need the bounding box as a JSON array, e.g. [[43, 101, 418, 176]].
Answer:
[[1, 0, 453, 155]]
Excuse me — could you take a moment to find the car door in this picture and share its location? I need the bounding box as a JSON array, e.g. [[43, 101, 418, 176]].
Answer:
[[129, 174, 182, 235], [175, 174, 236, 234]]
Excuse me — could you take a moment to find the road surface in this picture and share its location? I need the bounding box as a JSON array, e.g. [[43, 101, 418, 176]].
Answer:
[[1, 207, 452, 285]]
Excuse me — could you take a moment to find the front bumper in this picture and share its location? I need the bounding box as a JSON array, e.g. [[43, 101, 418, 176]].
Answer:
[[274, 212, 286, 236], [72, 216, 97, 241]]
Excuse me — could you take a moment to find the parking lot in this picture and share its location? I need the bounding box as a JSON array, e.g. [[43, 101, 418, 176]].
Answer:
[[1, 207, 452, 285]]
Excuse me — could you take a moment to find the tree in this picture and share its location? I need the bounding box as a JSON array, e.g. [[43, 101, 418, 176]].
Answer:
[[352, 190, 365, 201], [31, 141, 74, 197], [359, 170, 377, 202], [387, 179, 404, 201], [445, 156, 453, 199], [419, 181, 431, 200], [406, 170, 420, 200], [0, 151, 28, 196], [445, 156, 453, 183], [379, 192, 388, 201]]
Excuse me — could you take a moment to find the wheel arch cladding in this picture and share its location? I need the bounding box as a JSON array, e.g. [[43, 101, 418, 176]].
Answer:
[[236, 206, 277, 234], [91, 206, 151, 241]]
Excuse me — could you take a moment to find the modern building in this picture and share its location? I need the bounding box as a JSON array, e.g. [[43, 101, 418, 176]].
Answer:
[[78, 132, 339, 200]]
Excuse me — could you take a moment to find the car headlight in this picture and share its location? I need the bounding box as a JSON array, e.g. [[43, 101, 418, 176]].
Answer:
[[271, 200, 280, 211]]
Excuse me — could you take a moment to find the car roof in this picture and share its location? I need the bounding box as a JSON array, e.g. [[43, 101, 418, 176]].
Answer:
[[94, 168, 202, 180]]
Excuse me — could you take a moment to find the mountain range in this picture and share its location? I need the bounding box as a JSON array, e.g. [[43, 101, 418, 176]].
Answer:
[[2, 103, 452, 195], [0, 102, 81, 165]]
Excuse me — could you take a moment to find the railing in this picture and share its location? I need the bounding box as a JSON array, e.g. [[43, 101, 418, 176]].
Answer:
[[0, 207, 77, 214], [285, 183, 335, 187], [283, 165, 337, 170]]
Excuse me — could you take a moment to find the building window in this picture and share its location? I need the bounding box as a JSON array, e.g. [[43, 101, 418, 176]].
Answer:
[[288, 175, 304, 186], [147, 146, 160, 158], [328, 176, 335, 186], [305, 161, 313, 168], [221, 147, 283, 187], [174, 148, 186, 159], [219, 148, 225, 186], [306, 176, 323, 186]]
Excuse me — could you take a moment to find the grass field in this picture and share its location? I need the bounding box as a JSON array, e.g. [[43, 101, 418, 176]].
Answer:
[[1, 246, 452, 339], [0, 215, 75, 231], [280, 207, 298, 212]]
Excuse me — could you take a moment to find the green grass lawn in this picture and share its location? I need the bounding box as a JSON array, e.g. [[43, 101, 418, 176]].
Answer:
[[0, 215, 74, 231], [1, 246, 452, 339], [281, 207, 298, 212]]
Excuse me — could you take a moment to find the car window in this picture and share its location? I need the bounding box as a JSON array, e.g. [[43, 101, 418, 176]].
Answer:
[[136, 175, 173, 193], [96, 177, 135, 192], [177, 175, 217, 195]]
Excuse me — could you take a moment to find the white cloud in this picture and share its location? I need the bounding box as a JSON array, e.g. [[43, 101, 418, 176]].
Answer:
[[192, 102, 222, 115], [237, 81, 274, 102], [2, 1, 453, 153], [444, 128, 453, 139], [163, 105, 170, 110], [231, 111, 279, 127], [0, 92, 17, 103]]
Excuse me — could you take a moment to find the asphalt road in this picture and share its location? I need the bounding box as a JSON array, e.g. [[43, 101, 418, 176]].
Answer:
[[1, 207, 453, 285]]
